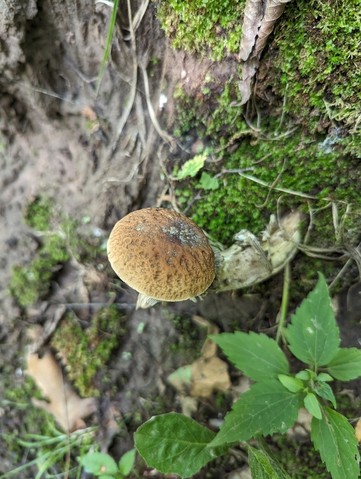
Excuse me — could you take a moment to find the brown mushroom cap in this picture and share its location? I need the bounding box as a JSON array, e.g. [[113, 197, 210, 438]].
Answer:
[[107, 208, 215, 301]]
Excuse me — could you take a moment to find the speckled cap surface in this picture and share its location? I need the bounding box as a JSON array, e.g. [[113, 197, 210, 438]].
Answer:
[[107, 208, 215, 301]]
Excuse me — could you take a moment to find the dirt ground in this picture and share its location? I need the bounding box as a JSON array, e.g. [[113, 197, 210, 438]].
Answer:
[[0, 2, 250, 477], [1, 1, 361, 478]]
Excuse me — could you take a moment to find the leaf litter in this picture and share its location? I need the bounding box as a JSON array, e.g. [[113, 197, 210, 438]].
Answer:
[[239, 0, 293, 104], [167, 315, 231, 413], [26, 347, 96, 433]]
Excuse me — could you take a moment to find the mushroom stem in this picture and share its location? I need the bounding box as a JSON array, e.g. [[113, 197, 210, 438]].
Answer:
[[136, 294, 160, 309], [211, 210, 303, 293]]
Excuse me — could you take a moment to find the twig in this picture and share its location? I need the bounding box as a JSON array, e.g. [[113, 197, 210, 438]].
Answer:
[[139, 63, 176, 148], [234, 171, 348, 203], [122, 0, 150, 39], [256, 157, 287, 208], [106, 0, 138, 161]]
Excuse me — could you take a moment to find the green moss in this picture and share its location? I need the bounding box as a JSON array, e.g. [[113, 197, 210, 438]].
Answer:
[[164, 0, 361, 249], [24, 196, 54, 231], [270, 0, 361, 141], [171, 76, 361, 245], [51, 306, 126, 396], [9, 236, 70, 308], [177, 122, 361, 245], [9, 197, 106, 309], [193, 127, 361, 242], [156, 0, 245, 59]]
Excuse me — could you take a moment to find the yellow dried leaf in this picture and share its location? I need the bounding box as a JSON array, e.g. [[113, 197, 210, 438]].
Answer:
[[26, 350, 96, 432], [190, 356, 231, 398]]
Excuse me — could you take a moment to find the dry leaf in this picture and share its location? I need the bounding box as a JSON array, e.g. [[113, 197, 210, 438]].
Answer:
[[26, 350, 96, 432], [239, 0, 263, 61], [168, 316, 231, 399], [190, 356, 231, 398], [178, 395, 198, 417], [238, 0, 293, 103], [192, 315, 219, 359], [253, 0, 291, 58], [238, 58, 259, 105], [355, 417, 361, 442]]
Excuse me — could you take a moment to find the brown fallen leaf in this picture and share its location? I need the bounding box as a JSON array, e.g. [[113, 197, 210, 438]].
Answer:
[[189, 316, 231, 397], [253, 0, 291, 58], [238, 0, 293, 104], [168, 316, 231, 400], [239, 0, 264, 61], [190, 356, 231, 398], [26, 350, 96, 432]]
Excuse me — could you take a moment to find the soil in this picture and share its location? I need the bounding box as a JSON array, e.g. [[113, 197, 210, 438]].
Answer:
[[1, 2, 360, 479]]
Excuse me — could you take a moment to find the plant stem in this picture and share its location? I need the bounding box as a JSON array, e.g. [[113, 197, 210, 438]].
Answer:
[[276, 263, 290, 344]]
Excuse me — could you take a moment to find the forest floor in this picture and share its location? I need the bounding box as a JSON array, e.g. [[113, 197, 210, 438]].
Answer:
[[1, 3, 361, 479]]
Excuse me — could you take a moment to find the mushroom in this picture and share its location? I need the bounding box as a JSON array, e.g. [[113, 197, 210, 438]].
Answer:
[[107, 208, 216, 308]]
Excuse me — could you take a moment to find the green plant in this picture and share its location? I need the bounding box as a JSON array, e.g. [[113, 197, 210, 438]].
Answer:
[[96, 0, 120, 95], [78, 449, 136, 479], [0, 424, 96, 479], [134, 274, 361, 478]]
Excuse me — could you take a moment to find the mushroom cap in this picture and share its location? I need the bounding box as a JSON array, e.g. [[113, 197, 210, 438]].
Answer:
[[107, 208, 215, 301]]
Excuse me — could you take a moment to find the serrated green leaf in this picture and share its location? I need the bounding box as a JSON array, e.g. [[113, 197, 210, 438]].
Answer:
[[174, 153, 206, 180], [79, 452, 118, 476], [134, 412, 222, 478], [278, 374, 304, 393], [211, 332, 289, 382], [198, 172, 219, 190], [285, 273, 340, 367], [314, 381, 337, 408], [248, 445, 292, 479], [118, 449, 136, 476], [327, 348, 361, 381], [209, 380, 300, 447], [311, 407, 360, 479], [304, 392, 322, 419]]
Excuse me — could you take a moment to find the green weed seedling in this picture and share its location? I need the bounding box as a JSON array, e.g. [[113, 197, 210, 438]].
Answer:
[[134, 273, 361, 478], [78, 449, 136, 479]]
